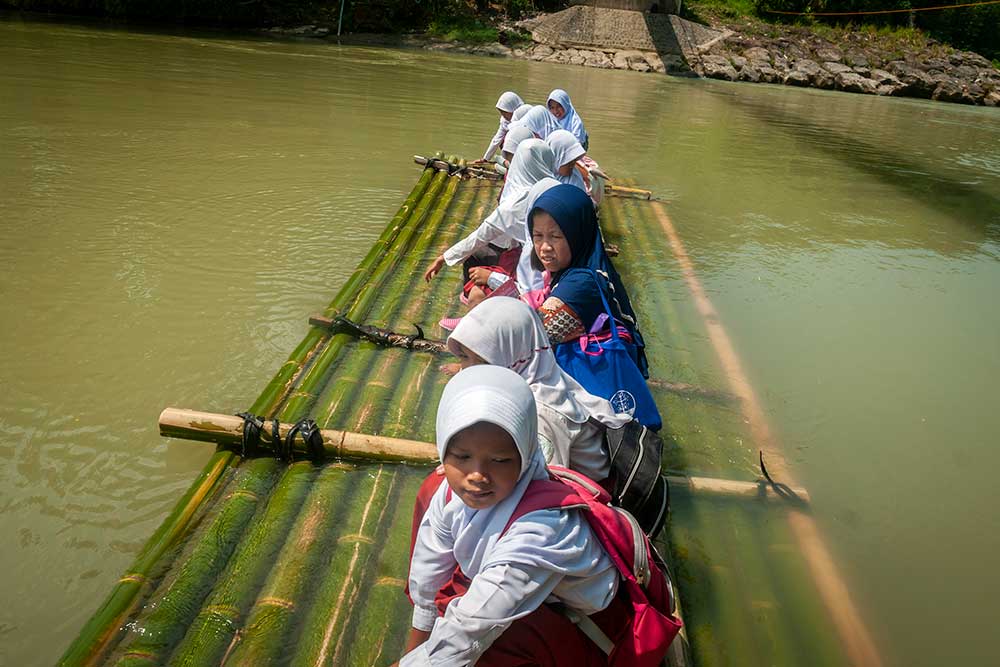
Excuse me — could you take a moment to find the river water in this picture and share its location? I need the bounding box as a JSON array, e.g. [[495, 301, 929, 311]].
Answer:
[[1, 13, 998, 667]]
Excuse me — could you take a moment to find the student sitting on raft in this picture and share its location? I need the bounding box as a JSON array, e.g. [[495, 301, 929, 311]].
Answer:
[[500, 125, 534, 168], [447, 297, 630, 482], [510, 104, 560, 140], [423, 140, 557, 306], [546, 129, 589, 195], [547, 89, 588, 150], [393, 365, 621, 667], [481, 91, 524, 163], [529, 184, 650, 377]]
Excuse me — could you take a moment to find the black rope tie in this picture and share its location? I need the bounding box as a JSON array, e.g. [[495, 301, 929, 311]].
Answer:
[[759, 451, 808, 508], [272, 418, 283, 461], [284, 418, 325, 463], [235, 412, 264, 458]]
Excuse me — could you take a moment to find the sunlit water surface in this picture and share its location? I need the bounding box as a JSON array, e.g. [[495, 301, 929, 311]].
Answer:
[[1, 13, 998, 666]]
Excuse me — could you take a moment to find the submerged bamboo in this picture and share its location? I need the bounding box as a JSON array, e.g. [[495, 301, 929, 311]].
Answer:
[[168, 461, 316, 667], [58, 450, 235, 667], [646, 200, 883, 666], [110, 458, 281, 666], [221, 464, 353, 666]]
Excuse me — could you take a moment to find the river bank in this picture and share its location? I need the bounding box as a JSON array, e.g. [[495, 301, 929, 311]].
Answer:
[[268, 7, 1000, 107]]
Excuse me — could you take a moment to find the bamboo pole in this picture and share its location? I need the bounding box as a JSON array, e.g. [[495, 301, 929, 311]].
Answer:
[[167, 461, 316, 667], [328, 471, 425, 666], [646, 199, 883, 666], [277, 168, 451, 421], [109, 457, 281, 666], [57, 450, 235, 667], [158, 408, 809, 502], [287, 465, 397, 666], [250, 165, 437, 418], [220, 464, 353, 666]]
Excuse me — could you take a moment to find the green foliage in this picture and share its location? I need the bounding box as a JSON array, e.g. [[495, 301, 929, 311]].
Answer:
[[427, 14, 498, 43]]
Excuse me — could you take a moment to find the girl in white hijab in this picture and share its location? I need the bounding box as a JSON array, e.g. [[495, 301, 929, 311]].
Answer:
[[500, 125, 534, 166], [482, 91, 524, 162], [546, 89, 589, 149], [424, 140, 558, 304], [397, 365, 618, 667], [545, 129, 589, 195], [447, 297, 630, 481], [510, 104, 560, 140], [511, 103, 532, 122]]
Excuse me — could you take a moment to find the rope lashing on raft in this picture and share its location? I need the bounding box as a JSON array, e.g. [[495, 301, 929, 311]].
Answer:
[[235, 411, 264, 457], [759, 451, 808, 508], [233, 412, 326, 462]]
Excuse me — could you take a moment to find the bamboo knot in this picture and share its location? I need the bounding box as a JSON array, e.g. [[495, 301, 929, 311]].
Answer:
[[226, 490, 261, 502], [258, 596, 296, 610], [119, 573, 148, 585], [203, 604, 242, 622], [337, 533, 375, 545], [375, 576, 407, 588], [120, 651, 158, 663]]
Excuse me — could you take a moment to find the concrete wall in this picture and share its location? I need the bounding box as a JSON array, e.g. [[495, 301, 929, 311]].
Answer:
[[569, 0, 682, 13]]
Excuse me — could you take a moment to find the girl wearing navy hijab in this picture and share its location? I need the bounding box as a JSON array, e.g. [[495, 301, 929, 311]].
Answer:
[[528, 184, 650, 378]]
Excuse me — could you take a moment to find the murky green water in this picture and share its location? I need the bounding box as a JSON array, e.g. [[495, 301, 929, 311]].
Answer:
[[1, 13, 998, 666]]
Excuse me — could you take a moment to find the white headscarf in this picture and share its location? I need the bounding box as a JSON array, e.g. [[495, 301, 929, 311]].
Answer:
[[434, 366, 550, 576], [496, 91, 524, 114], [448, 298, 630, 429], [501, 125, 535, 157], [545, 129, 588, 191], [499, 138, 555, 204], [511, 105, 560, 140], [546, 89, 588, 147], [511, 103, 532, 121]]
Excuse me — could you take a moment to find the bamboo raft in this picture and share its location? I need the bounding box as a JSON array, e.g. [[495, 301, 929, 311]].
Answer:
[[60, 155, 879, 667]]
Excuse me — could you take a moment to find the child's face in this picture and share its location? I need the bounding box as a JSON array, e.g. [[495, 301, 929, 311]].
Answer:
[[453, 341, 486, 370], [547, 100, 566, 119], [532, 211, 572, 273], [499, 109, 514, 121], [444, 422, 522, 510]]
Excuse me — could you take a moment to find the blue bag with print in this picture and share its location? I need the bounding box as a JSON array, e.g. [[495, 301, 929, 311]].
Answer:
[[553, 272, 662, 431]]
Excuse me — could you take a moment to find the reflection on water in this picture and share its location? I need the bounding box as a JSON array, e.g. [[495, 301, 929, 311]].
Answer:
[[1, 13, 998, 667]]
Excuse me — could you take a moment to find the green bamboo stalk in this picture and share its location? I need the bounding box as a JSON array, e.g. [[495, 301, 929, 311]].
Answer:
[[277, 169, 451, 421], [311, 169, 468, 431], [348, 172, 466, 434], [250, 166, 437, 417], [331, 470, 427, 666], [110, 457, 282, 666], [221, 463, 355, 666], [58, 450, 236, 667], [314, 340, 382, 429], [287, 464, 398, 666], [166, 460, 316, 667]]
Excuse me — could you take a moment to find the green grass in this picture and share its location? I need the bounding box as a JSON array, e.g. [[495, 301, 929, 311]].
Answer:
[[427, 16, 498, 44], [685, 0, 757, 20]]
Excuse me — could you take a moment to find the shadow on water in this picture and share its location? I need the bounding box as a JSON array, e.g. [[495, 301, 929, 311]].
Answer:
[[709, 86, 1000, 243]]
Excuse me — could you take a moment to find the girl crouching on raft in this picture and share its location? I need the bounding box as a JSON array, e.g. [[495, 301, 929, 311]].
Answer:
[[481, 91, 524, 162], [393, 366, 621, 666], [446, 297, 629, 482]]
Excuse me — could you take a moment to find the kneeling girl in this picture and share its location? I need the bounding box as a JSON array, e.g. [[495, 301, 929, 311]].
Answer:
[[395, 365, 621, 667]]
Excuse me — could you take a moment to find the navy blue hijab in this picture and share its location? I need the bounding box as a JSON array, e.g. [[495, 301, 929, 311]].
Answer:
[[528, 184, 649, 377]]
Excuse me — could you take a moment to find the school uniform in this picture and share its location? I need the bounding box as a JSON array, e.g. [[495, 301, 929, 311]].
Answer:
[[482, 92, 524, 161], [401, 366, 619, 667], [547, 89, 589, 149]]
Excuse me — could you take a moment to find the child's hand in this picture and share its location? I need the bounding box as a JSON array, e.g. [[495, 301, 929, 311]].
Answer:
[[468, 266, 492, 286], [424, 255, 446, 282], [439, 362, 462, 376]]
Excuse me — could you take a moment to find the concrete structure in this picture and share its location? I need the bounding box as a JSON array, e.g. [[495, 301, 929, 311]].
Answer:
[[569, 0, 682, 14]]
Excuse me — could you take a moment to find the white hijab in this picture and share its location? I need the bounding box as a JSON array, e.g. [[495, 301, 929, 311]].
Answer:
[[545, 129, 588, 191], [499, 138, 555, 204], [434, 366, 550, 576], [448, 298, 630, 429], [547, 89, 588, 147], [512, 105, 560, 140], [496, 91, 524, 114], [502, 125, 535, 158], [511, 103, 532, 121]]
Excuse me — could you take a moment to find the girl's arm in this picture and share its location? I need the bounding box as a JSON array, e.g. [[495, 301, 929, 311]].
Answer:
[[537, 296, 585, 344]]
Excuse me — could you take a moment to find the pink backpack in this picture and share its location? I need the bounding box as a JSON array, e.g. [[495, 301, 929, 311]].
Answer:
[[503, 466, 682, 666]]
